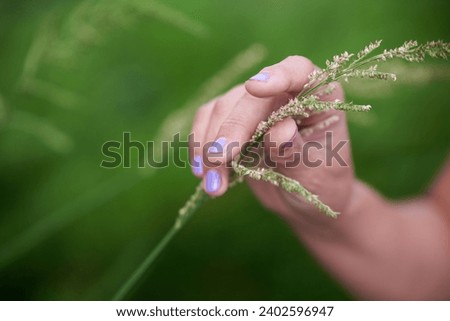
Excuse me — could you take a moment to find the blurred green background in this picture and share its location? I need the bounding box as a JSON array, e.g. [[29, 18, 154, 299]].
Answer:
[[0, 0, 449, 300]]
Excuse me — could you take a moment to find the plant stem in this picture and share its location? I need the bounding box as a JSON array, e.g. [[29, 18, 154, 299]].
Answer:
[[112, 184, 209, 300], [112, 225, 178, 301]]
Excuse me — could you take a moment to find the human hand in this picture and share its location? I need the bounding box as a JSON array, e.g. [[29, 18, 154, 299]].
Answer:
[[190, 56, 355, 224]]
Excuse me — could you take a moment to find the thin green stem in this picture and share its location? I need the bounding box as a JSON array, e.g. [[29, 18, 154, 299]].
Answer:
[[113, 184, 209, 300], [112, 225, 179, 301]]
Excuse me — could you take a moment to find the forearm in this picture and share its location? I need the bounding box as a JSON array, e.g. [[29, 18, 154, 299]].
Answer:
[[289, 180, 450, 300]]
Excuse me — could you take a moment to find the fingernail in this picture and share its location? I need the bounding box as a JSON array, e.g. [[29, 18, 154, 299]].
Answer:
[[205, 170, 221, 193], [192, 155, 203, 176], [249, 72, 270, 82], [288, 130, 298, 143], [281, 130, 298, 151], [208, 137, 226, 154]]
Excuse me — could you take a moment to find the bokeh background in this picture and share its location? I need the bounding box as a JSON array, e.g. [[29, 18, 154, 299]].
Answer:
[[0, 0, 449, 300]]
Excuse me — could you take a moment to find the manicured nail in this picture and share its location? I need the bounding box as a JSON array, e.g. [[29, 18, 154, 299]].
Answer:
[[205, 170, 221, 193], [249, 72, 270, 82], [192, 155, 203, 176], [208, 137, 227, 154]]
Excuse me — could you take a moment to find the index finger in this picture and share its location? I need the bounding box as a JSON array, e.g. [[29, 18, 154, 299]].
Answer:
[[211, 55, 319, 165], [245, 55, 315, 97]]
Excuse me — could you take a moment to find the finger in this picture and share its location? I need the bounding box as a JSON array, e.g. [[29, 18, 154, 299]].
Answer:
[[245, 55, 315, 97], [261, 116, 318, 213], [245, 56, 346, 135], [203, 92, 289, 196], [298, 110, 345, 142], [209, 82, 344, 166], [296, 82, 346, 141], [190, 100, 215, 177], [265, 110, 352, 215], [202, 166, 229, 197], [190, 85, 244, 178], [207, 56, 317, 190], [197, 86, 246, 196], [202, 85, 246, 154], [208, 92, 290, 165], [263, 117, 304, 168]]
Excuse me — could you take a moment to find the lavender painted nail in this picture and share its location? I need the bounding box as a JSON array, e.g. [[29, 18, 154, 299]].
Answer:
[[208, 137, 227, 154], [192, 155, 203, 176], [205, 170, 221, 193], [249, 72, 270, 82]]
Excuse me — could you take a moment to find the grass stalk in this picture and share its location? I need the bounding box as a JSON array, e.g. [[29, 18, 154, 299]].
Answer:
[[112, 225, 178, 301], [113, 184, 208, 300]]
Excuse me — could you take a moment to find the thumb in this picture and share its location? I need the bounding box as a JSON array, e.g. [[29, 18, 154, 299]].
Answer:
[[254, 106, 352, 217], [263, 112, 349, 179], [263, 117, 307, 170]]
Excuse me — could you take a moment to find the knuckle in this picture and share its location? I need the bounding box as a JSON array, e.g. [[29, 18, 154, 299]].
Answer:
[[213, 99, 231, 119], [221, 116, 252, 136], [284, 55, 314, 69]]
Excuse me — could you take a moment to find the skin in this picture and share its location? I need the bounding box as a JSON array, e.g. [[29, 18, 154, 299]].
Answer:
[[189, 56, 450, 300]]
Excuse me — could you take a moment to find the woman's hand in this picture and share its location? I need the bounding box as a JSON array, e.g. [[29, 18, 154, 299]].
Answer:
[[190, 55, 450, 299], [190, 56, 355, 224]]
